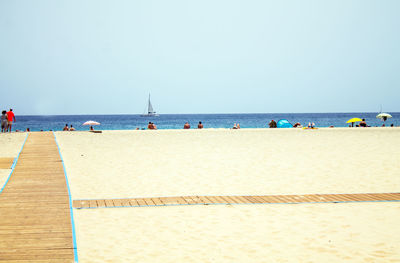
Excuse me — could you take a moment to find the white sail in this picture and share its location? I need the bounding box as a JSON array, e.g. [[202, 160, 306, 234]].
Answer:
[[141, 94, 159, 117], [148, 95, 154, 113]]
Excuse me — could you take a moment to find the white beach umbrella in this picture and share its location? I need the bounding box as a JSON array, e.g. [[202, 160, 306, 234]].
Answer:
[[82, 120, 100, 126], [376, 113, 392, 121]]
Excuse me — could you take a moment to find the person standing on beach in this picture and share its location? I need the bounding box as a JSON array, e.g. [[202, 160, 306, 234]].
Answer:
[[6, 109, 16, 132], [1, 111, 8, 132]]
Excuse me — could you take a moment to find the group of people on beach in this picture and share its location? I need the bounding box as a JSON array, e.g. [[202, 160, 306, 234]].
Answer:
[[63, 124, 76, 131], [1, 109, 16, 133]]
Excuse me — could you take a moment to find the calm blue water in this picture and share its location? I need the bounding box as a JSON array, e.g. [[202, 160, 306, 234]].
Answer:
[[10, 113, 399, 132]]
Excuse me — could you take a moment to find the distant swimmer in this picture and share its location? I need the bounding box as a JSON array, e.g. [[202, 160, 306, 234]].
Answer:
[[198, 121, 203, 129], [184, 122, 191, 129], [63, 124, 69, 131]]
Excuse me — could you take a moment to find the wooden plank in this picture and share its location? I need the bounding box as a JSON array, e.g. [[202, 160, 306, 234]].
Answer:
[[89, 200, 98, 208], [120, 199, 131, 207], [143, 198, 155, 206], [204, 196, 220, 204], [97, 200, 106, 208], [222, 196, 237, 204], [158, 197, 177, 205], [251, 196, 267, 203], [113, 199, 123, 207], [197, 196, 213, 204], [242, 196, 259, 203], [105, 199, 114, 207], [79, 200, 90, 208], [128, 199, 139, 206], [136, 199, 147, 206], [182, 196, 196, 204], [151, 198, 163, 206], [191, 196, 204, 204]]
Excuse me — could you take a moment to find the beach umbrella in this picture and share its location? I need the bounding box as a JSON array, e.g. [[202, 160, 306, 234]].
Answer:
[[82, 120, 100, 130], [376, 113, 392, 121], [346, 118, 362, 127], [82, 121, 100, 126]]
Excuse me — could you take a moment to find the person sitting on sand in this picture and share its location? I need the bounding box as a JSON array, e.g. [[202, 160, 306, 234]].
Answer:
[[184, 122, 190, 129], [293, 122, 302, 128], [269, 120, 277, 128], [198, 121, 203, 129], [237, 123, 240, 129], [63, 124, 69, 131], [359, 119, 367, 127], [90, 126, 94, 131], [147, 122, 156, 130], [232, 123, 238, 129], [308, 122, 315, 128], [70, 125, 75, 131]]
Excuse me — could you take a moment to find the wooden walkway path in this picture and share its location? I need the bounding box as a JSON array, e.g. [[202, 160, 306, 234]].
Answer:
[[73, 192, 400, 209], [0, 132, 75, 262]]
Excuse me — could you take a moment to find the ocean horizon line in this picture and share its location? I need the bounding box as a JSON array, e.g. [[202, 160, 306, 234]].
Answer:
[[14, 111, 400, 117]]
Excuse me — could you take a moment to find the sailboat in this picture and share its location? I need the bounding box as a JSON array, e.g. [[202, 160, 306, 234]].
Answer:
[[141, 94, 159, 117]]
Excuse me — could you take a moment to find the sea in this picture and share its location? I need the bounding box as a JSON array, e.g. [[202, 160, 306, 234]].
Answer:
[[9, 112, 399, 132]]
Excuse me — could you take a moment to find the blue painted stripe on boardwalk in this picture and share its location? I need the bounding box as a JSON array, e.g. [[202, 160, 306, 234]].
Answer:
[[0, 133, 28, 195], [53, 132, 79, 263]]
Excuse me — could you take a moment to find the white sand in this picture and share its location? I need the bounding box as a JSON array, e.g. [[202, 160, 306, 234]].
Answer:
[[74, 203, 400, 263], [56, 128, 400, 199], [55, 128, 400, 262], [0, 133, 27, 188]]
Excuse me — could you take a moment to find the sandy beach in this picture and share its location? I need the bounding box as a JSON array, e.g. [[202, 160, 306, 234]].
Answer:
[[53, 128, 400, 262], [1, 128, 400, 262], [56, 128, 400, 200], [0, 133, 26, 188]]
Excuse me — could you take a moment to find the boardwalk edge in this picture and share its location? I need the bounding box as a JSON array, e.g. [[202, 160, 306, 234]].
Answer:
[[53, 132, 79, 263], [0, 133, 29, 195]]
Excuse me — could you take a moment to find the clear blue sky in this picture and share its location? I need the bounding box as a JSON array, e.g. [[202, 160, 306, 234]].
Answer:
[[1, 0, 399, 115]]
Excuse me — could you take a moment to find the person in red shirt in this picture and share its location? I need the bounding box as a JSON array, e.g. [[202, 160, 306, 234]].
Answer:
[[6, 109, 16, 132]]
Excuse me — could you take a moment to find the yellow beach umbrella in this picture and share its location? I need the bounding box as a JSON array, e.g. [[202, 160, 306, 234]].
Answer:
[[346, 118, 362, 127]]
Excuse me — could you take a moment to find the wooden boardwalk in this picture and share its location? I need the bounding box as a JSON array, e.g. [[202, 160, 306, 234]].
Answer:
[[0, 132, 75, 262], [73, 192, 400, 209]]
